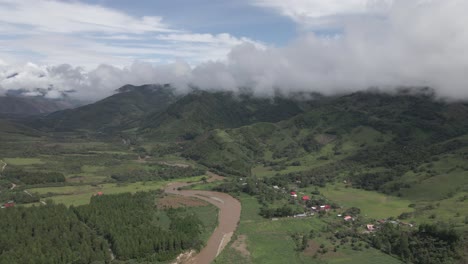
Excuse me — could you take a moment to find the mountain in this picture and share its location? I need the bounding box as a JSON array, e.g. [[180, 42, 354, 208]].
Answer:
[[140, 90, 304, 140], [31, 86, 304, 139], [183, 92, 468, 184], [0, 96, 77, 116], [32, 84, 177, 132]]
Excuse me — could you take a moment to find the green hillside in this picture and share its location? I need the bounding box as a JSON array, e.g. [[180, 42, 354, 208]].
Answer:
[[2, 88, 467, 264], [140, 90, 304, 140], [184, 92, 468, 197], [31, 84, 177, 132]]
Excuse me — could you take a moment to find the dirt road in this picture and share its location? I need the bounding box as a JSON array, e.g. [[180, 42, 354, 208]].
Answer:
[[165, 173, 241, 264]]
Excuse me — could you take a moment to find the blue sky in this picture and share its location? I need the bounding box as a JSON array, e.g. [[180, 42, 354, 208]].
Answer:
[[0, 0, 364, 67], [88, 0, 298, 45]]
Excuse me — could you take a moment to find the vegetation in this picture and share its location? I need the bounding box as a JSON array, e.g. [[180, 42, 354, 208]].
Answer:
[[369, 223, 462, 264], [74, 191, 204, 262], [0, 191, 214, 263], [0, 204, 111, 264], [1, 88, 468, 263]]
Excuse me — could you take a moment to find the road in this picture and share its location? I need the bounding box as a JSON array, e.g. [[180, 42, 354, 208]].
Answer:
[[165, 172, 241, 264]]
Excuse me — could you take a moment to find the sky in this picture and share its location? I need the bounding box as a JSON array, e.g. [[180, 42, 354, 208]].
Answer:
[[0, 0, 467, 101]]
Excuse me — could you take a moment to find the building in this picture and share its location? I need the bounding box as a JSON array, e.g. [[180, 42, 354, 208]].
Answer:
[[344, 215, 353, 221], [319, 204, 331, 211], [4, 201, 15, 208], [302, 195, 310, 201], [290, 191, 298, 198], [366, 224, 375, 231]]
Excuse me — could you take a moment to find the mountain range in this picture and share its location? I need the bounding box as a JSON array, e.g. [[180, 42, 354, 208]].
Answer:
[[2, 84, 468, 198]]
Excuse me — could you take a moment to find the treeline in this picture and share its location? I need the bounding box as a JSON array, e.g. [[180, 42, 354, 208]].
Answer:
[[111, 165, 205, 182], [4, 167, 65, 185], [0, 189, 39, 204], [0, 204, 110, 264], [349, 138, 468, 193], [368, 223, 463, 264], [73, 191, 203, 261], [0, 191, 206, 263]]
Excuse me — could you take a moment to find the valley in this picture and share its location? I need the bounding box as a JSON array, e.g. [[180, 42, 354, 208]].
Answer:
[[0, 86, 467, 263]]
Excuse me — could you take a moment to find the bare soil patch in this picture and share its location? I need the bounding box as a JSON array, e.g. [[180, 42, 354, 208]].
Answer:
[[171, 250, 196, 264], [303, 240, 343, 258], [315, 134, 337, 145], [303, 240, 320, 256], [158, 195, 209, 209], [231, 235, 251, 258], [158, 161, 191, 168]]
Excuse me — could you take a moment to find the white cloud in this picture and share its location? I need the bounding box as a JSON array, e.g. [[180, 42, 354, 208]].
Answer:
[[251, 0, 394, 28], [0, 0, 172, 34], [0, 0, 262, 67], [1, 0, 468, 102]]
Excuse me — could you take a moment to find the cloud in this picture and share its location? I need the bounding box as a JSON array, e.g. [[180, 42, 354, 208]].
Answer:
[[188, 0, 468, 99], [0, 0, 261, 67], [1, 0, 468, 101], [0, 0, 172, 34], [0, 61, 192, 101], [251, 0, 394, 29]]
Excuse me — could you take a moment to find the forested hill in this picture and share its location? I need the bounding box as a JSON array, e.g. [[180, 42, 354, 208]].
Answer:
[[30, 84, 177, 132], [184, 93, 468, 190], [139, 90, 304, 140]]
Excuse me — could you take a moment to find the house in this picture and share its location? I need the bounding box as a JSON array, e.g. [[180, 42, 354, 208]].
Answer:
[[4, 201, 15, 208], [311, 206, 317, 211], [290, 191, 298, 198], [294, 213, 307, 218], [97, 191, 103, 196], [273, 185, 280, 190], [319, 204, 331, 211], [302, 195, 310, 201], [344, 215, 353, 221], [366, 224, 375, 231]]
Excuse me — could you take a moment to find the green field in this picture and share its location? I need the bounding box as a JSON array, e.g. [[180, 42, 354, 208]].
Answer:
[[4, 157, 45, 165], [215, 194, 402, 264], [27, 176, 204, 206], [317, 184, 414, 219]]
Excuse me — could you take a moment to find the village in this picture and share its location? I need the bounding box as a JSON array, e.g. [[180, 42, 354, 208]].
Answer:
[[268, 186, 415, 235]]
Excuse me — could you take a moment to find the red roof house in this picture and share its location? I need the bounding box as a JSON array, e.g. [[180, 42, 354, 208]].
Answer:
[[344, 215, 353, 221], [290, 192, 297, 198], [4, 202, 14, 208], [97, 192, 103, 196], [302, 195, 310, 201]]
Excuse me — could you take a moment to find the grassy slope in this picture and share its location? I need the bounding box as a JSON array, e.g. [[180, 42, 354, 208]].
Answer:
[[215, 194, 401, 264], [33, 84, 176, 132]]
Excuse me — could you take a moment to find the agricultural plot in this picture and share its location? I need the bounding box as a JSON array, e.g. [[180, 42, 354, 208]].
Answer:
[[317, 184, 414, 219]]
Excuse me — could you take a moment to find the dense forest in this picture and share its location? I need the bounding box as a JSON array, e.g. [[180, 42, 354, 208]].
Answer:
[[368, 223, 462, 264], [0, 191, 206, 263], [110, 165, 205, 182], [0, 204, 110, 264], [73, 191, 204, 262]]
